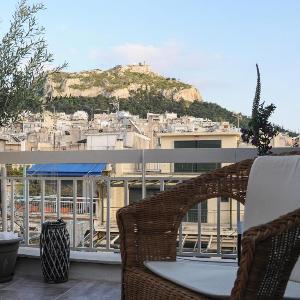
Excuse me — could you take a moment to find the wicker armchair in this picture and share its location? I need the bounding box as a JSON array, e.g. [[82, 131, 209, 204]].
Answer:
[[117, 155, 300, 300]]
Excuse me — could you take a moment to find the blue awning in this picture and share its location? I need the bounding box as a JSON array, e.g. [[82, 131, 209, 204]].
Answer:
[[27, 163, 106, 177]]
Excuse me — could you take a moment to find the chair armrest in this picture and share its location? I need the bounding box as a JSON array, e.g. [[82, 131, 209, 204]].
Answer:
[[230, 207, 300, 300], [117, 159, 253, 269]]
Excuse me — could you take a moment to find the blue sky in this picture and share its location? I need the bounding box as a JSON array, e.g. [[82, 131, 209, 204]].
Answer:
[[1, 1, 300, 131]]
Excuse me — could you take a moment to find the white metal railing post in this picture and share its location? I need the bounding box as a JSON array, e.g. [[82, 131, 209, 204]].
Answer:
[[106, 179, 111, 250], [197, 203, 202, 254], [1, 166, 7, 232], [24, 177, 29, 246], [237, 201, 241, 226], [124, 180, 129, 206], [95, 195, 99, 218], [178, 179, 183, 254], [57, 179, 61, 219], [217, 197, 221, 255], [41, 179, 45, 224], [72, 179, 77, 248], [10, 179, 14, 231], [237, 200, 241, 263], [89, 179, 94, 249], [159, 179, 165, 192], [142, 149, 146, 199], [179, 223, 183, 255]]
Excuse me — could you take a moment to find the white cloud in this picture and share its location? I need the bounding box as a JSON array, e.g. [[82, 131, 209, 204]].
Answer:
[[83, 41, 229, 96], [86, 41, 224, 76], [113, 41, 182, 69]]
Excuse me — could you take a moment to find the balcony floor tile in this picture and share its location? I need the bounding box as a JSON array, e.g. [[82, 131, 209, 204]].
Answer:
[[0, 275, 121, 300]]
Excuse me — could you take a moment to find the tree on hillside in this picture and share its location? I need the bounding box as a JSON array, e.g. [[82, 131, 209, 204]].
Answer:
[[0, 0, 66, 126]]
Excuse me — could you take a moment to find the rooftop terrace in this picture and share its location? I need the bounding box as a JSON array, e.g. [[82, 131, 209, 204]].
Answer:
[[0, 147, 298, 299]]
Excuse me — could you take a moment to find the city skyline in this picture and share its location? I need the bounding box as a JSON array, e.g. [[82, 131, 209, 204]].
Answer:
[[0, 0, 299, 131]]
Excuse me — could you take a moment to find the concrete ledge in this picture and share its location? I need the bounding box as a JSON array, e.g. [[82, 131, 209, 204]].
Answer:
[[18, 246, 122, 264], [178, 257, 237, 264], [16, 247, 122, 283]]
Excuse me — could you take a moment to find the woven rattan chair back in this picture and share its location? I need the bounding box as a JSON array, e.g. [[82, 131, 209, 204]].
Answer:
[[117, 152, 300, 300]]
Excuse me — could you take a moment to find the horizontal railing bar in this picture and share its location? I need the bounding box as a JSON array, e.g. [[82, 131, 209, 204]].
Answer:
[[0, 150, 142, 164], [17, 245, 235, 258], [178, 253, 237, 259], [0, 148, 297, 164], [21, 245, 235, 258], [25, 199, 97, 203], [6, 175, 197, 181], [18, 244, 121, 253]]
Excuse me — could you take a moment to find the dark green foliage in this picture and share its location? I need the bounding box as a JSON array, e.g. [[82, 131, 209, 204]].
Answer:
[[47, 96, 111, 117], [7, 165, 23, 176], [49, 88, 249, 126], [241, 65, 278, 156], [277, 126, 297, 137], [188, 101, 249, 127], [48, 86, 295, 138], [120, 89, 188, 118]]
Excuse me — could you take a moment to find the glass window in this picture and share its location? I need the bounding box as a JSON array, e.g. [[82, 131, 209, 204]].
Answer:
[[174, 140, 221, 173], [174, 140, 221, 148], [183, 201, 208, 223], [129, 187, 159, 204], [221, 196, 229, 202], [174, 140, 221, 222]]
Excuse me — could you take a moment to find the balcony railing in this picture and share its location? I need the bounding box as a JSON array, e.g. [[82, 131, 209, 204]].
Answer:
[[0, 147, 297, 258]]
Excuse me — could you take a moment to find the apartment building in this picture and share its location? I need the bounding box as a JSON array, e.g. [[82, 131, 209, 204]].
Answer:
[[157, 131, 241, 225]]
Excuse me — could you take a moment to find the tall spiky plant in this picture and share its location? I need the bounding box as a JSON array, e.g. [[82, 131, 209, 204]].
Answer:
[[252, 64, 261, 119], [241, 64, 278, 156]]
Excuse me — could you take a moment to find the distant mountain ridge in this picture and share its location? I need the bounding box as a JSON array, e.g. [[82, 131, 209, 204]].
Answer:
[[45, 64, 202, 102]]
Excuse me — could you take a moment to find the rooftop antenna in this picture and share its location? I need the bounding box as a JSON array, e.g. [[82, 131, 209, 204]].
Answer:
[[232, 112, 242, 129]]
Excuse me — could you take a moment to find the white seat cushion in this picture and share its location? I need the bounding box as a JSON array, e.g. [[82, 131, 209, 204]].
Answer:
[[244, 156, 300, 282], [145, 260, 300, 299]]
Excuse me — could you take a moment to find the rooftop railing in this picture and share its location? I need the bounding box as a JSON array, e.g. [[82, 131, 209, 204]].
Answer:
[[0, 147, 297, 258]]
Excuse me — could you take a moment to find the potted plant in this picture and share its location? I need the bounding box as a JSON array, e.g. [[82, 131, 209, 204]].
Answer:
[[241, 64, 278, 155], [0, 232, 22, 282]]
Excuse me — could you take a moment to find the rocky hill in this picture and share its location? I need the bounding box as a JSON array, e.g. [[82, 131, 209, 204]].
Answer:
[[45, 64, 202, 102]]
